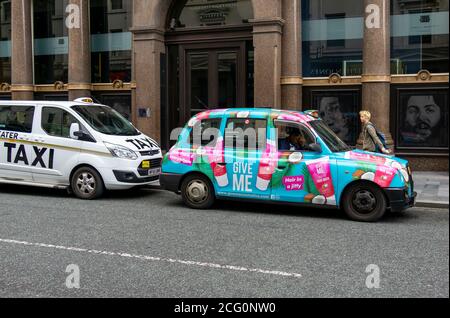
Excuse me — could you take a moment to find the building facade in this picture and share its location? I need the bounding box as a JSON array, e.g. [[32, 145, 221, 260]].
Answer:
[[0, 0, 448, 170]]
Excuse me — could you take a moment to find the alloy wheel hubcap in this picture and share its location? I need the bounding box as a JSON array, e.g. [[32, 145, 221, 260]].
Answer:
[[76, 172, 96, 194]]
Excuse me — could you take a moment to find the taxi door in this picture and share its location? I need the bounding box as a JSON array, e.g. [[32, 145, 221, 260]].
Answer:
[[30, 106, 82, 185], [221, 115, 272, 200], [0, 104, 35, 182], [270, 120, 337, 206]]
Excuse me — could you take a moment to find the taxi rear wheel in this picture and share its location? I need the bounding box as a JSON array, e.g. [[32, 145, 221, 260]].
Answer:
[[181, 174, 215, 209], [71, 167, 105, 200], [342, 182, 387, 222]]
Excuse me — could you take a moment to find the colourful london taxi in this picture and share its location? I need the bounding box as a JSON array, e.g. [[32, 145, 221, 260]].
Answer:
[[160, 109, 416, 222], [0, 98, 162, 199]]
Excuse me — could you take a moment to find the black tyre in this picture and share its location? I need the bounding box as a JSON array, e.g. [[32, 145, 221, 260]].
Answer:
[[342, 182, 387, 222], [181, 174, 215, 209], [71, 167, 105, 200]]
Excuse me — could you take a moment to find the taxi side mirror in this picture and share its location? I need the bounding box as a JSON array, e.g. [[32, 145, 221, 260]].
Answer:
[[70, 123, 96, 142], [309, 143, 322, 153], [70, 123, 81, 140]]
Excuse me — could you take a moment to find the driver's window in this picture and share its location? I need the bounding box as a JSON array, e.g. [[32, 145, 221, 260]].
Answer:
[[275, 121, 315, 152]]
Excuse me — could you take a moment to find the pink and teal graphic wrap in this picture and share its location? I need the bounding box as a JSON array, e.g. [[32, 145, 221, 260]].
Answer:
[[305, 157, 336, 205], [256, 140, 278, 191], [163, 108, 412, 209], [204, 137, 228, 187]]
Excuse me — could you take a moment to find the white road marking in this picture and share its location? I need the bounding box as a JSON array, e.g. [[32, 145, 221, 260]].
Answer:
[[0, 238, 302, 279]]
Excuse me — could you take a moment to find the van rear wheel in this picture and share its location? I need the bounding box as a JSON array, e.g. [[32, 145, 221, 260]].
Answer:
[[181, 174, 215, 209], [342, 182, 387, 222], [71, 167, 104, 200]]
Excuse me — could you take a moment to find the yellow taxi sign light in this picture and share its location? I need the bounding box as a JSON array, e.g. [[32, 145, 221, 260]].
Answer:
[[74, 97, 94, 104]]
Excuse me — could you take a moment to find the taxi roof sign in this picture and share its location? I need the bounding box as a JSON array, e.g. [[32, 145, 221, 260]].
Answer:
[[74, 97, 94, 104]]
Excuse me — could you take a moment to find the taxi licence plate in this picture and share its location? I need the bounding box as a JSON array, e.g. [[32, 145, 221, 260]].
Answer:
[[145, 168, 161, 177]]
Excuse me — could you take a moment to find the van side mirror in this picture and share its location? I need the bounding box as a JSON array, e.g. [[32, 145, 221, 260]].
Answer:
[[70, 123, 96, 142], [70, 123, 81, 140], [309, 143, 322, 153]]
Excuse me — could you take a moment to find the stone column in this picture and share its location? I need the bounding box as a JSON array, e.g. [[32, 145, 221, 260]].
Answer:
[[361, 0, 393, 147], [281, 0, 302, 110], [11, 0, 34, 100], [130, 27, 165, 142], [251, 19, 284, 109], [68, 0, 91, 100]]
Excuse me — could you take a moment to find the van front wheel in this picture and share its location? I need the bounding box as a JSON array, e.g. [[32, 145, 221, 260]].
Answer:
[[71, 167, 105, 200], [181, 174, 215, 209]]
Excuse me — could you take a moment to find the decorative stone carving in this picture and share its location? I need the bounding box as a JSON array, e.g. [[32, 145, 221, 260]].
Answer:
[[417, 70, 432, 81], [113, 79, 124, 89], [328, 73, 342, 84], [0, 83, 11, 92], [54, 81, 65, 90]]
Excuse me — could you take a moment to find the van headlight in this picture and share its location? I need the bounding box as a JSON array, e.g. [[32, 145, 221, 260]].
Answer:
[[104, 142, 138, 160]]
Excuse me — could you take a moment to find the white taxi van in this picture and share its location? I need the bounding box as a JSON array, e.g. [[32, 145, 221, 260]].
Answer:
[[0, 98, 162, 199]]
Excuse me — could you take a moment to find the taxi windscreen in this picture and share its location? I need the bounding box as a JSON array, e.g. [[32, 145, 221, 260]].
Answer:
[[310, 120, 352, 153], [72, 105, 139, 136]]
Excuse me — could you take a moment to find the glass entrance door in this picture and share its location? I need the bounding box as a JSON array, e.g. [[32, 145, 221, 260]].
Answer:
[[183, 42, 247, 123]]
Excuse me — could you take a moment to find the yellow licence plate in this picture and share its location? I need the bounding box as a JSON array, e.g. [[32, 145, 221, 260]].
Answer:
[[142, 161, 150, 169]]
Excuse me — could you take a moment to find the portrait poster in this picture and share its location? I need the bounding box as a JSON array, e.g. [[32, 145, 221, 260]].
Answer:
[[311, 90, 360, 146], [397, 88, 449, 149]]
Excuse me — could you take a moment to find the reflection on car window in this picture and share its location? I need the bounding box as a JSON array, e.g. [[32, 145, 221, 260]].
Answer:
[[225, 118, 267, 150], [0, 105, 35, 133], [72, 105, 139, 136], [310, 120, 351, 153], [42, 107, 79, 138], [189, 118, 222, 147]]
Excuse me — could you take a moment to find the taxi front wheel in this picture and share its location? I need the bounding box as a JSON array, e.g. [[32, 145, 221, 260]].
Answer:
[[342, 182, 387, 222], [71, 167, 105, 200], [181, 174, 215, 209]]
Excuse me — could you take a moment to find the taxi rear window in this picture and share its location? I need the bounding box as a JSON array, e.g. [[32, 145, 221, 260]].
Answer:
[[0, 105, 35, 133]]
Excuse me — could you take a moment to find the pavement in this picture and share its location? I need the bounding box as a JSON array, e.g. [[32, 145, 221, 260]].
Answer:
[[0, 184, 448, 298], [413, 172, 449, 209]]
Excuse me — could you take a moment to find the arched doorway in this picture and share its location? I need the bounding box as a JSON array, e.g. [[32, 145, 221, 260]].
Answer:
[[163, 0, 254, 148]]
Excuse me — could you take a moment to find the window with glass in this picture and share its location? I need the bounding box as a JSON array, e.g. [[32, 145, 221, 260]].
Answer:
[[189, 118, 222, 146], [0, 0, 11, 84], [91, 0, 132, 83], [0, 105, 35, 133], [33, 0, 69, 84], [169, 0, 253, 29], [302, 0, 364, 77], [391, 0, 449, 74], [225, 118, 267, 150], [41, 107, 79, 138]]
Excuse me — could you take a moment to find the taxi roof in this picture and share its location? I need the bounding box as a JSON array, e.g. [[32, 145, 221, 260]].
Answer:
[[195, 108, 318, 122], [0, 100, 105, 108]]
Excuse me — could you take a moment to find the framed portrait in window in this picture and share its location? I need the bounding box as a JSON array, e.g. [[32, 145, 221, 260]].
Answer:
[[396, 88, 449, 150], [310, 89, 361, 146]]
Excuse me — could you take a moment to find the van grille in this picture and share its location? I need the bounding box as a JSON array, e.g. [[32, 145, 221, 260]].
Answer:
[[140, 150, 160, 156]]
